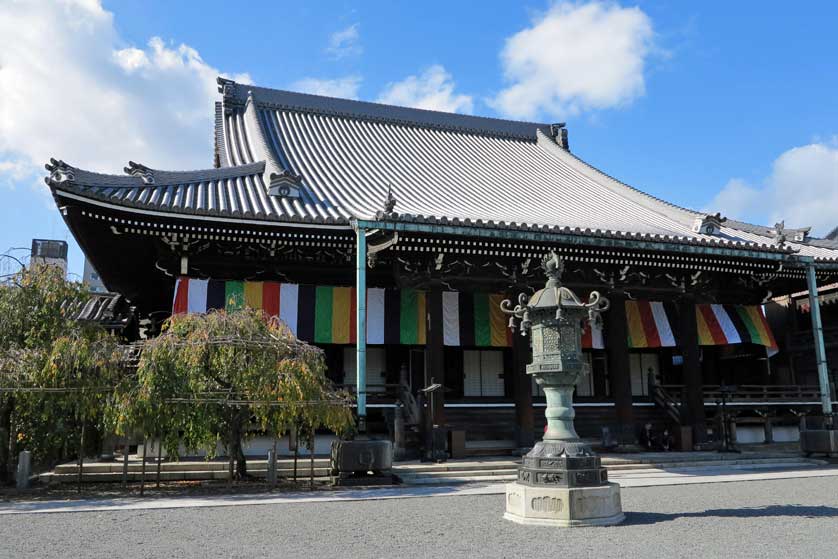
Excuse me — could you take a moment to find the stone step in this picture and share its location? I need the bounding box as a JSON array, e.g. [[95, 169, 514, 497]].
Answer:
[[399, 468, 517, 478], [41, 469, 333, 484], [53, 459, 331, 475]]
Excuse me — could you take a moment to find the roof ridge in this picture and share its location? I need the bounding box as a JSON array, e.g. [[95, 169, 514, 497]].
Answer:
[[217, 77, 550, 141], [45, 159, 265, 189]]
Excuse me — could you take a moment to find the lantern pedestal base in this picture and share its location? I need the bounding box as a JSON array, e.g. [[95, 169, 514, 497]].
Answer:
[[504, 481, 624, 527]]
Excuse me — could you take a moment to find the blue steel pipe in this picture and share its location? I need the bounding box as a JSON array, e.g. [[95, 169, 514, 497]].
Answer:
[[355, 225, 367, 426], [806, 262, 834, 417]]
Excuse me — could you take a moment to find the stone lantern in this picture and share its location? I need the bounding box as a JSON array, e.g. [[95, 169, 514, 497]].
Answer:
[[500, 252, 624, 527]]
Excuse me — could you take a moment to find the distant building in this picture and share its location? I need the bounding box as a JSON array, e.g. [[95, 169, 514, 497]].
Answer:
[[83, 258, 107, 293], [29, 239, 67, 278]]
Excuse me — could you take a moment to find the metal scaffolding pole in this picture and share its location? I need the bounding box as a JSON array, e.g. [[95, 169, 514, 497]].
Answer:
[[806, 262, 833, 420], [355, 224, 367, 431]]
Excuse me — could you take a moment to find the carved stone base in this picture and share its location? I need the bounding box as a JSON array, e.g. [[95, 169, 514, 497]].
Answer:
[[504, 482, 624, 527]]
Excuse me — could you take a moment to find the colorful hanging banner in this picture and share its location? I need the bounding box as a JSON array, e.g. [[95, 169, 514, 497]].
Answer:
[[440, 292, 512, 348], [581, 321, 605, 350], [696, 304, 778, 350], [625, 300, 678, 349], [172, 278, 509, 347]]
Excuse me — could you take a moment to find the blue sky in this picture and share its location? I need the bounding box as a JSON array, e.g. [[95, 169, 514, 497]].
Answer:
[[1, 1, 836, 280]]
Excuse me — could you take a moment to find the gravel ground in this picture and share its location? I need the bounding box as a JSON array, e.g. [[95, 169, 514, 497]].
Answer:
[[2, 477, 838, 559]]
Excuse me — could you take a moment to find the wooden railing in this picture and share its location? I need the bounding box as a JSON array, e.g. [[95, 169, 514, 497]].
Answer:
[[651, 384, 682, 424], [789, 326, 838, 352], [660, 384, 822, 403]]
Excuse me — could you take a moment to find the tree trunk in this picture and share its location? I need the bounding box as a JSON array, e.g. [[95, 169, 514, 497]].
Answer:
[[293, 425, 299, 483], [139, 438, 147, 496], [77, 418, 86, 493], [228, 425, 235, 487], [230, 409, 248, 480], [0, 396, 14, 484], [271, 437, 278, 489], [309, 431, 315, 491], [122, 441, 129, 489], [156, 433, 163, 489]]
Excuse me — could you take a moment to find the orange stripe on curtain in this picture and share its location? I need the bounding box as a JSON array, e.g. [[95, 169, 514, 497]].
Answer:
[[695, 306, 714, 345], [262, 281, 280, 318], [489, 294, 509, 347], [698, 304, 727, 345], [625, 300, 648, 348], [417, 291, 427, 345], [172, 277, 189, 315]]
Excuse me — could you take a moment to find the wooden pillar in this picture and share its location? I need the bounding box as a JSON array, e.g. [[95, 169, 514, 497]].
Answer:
[[512, 328, 534, 449], [605, 292, 635, 443], [427, 289, 446, 425], [679, 296, 707, 444]]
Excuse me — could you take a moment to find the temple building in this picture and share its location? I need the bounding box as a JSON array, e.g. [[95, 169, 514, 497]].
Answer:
[[46, 77, 838, 453]]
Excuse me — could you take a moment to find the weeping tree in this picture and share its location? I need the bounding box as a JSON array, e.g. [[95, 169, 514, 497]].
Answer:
[[38, 332, 122, 490], [0, 264, 93, 483], [112, 309, 354, 481]]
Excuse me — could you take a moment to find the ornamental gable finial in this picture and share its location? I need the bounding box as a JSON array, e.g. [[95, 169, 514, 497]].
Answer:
[[375, 184, 398, 220], [124, 161, 155, 185], [44, 158, 75, 183], [691, 212, 726, 235], [267, 169, 303, 198], [773, 221, 787, 246], [217, 76, 237, 98]]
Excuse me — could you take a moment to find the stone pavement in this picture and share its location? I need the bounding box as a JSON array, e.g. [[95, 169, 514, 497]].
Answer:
[[3, 476, 838, 559]]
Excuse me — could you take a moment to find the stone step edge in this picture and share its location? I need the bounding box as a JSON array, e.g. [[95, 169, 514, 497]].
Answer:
[[399, 461, 820, 480], [395, 457, 814, 474]]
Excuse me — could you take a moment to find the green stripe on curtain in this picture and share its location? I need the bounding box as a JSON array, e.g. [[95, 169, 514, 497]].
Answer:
[[314, 286, 334, 343], [225, 281, 244, 311], [400, 289, 419, 344], [473, 293, 491, 346], [735, 306, 761, 345]]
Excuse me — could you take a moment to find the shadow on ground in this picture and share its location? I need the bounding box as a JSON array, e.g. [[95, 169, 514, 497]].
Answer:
[[624, 504, 838, 526]]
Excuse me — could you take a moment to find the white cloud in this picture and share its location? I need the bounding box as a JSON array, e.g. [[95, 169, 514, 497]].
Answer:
[[377, 65, 473, 113], [289, 76, 362, 99], [0, 0, 249, 181], [706, 142, 838, 235], [326, 23, 362, 59], [492, 1, 654, 120]]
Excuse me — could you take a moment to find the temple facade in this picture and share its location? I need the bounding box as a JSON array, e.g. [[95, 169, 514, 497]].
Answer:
[[46, 77, 838, 453]]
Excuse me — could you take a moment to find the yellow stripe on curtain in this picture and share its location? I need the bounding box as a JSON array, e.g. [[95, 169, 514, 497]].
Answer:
[[624, 300, 648, 348], [331, 287, 352, 344], [244, 281, 263, 310]]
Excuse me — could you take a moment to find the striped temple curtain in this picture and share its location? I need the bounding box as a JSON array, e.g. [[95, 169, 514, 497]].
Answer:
[[172, 278, 529, 348], [624, 299, 778, 351]]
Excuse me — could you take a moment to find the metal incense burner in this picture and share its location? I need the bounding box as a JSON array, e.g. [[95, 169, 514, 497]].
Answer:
[[500, 252, 624, 527]]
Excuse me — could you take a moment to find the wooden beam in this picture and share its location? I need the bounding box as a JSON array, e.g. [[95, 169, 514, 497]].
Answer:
[[512, 326, 534, 449], [679, 296, 707, 444], [605, 292, 635, 444]]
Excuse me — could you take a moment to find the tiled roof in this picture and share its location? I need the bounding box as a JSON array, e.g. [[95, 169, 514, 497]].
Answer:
[[46, 78, 838, 261], [62, 292, 135, 329]]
